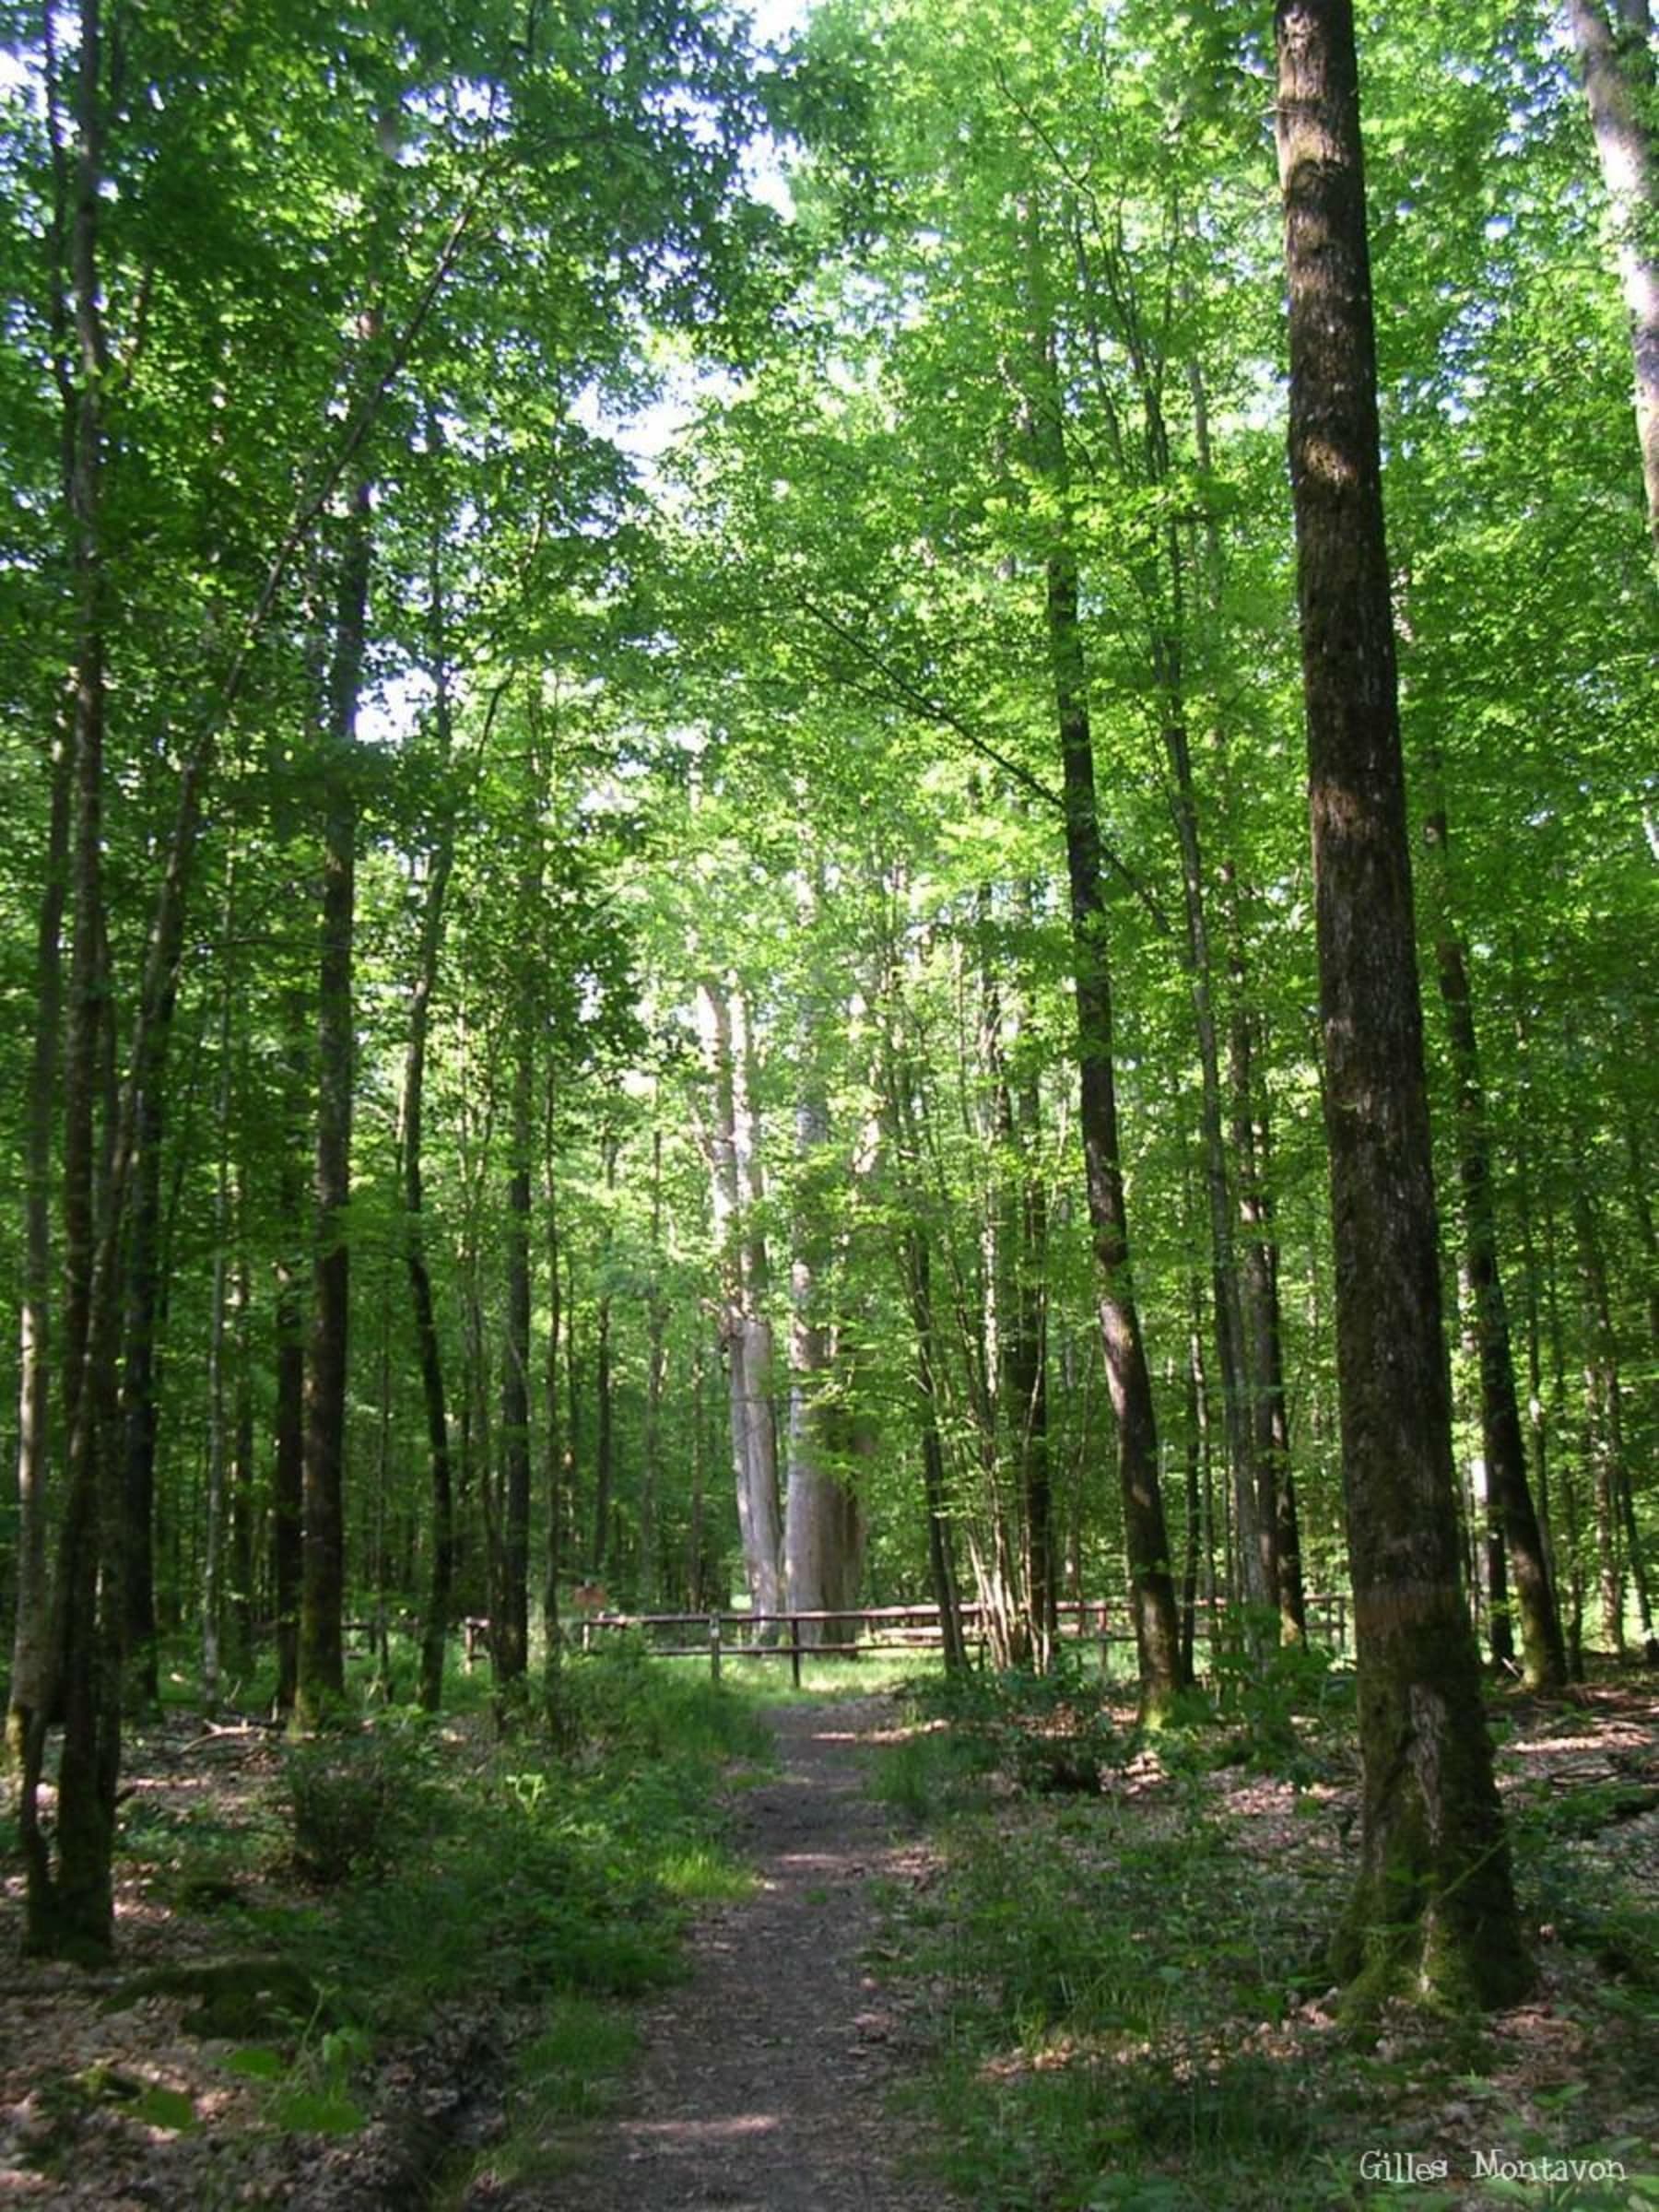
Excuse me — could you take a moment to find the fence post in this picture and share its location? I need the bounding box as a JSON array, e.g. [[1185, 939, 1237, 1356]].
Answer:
[[710, 1613, 721, 1683], [791, 1624, 802, 1690]]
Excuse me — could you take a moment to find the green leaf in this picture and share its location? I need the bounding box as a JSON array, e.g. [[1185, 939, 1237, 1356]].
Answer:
[[272, 2087, 367, 2136], [224, 2046, 286, 2082], [132, 2085, 197, 2133]]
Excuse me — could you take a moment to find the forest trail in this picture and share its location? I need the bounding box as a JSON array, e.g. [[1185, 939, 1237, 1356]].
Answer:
[[500, 1696, 946, 2211]]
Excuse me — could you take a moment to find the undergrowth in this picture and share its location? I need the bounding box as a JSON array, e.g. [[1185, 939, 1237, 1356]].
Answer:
[[105, 1641, 771, 2178], [869, 1658, 1659, 2211]]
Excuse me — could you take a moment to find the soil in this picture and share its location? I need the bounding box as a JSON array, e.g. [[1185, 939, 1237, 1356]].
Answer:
[[466, 1695, 951, 2211]]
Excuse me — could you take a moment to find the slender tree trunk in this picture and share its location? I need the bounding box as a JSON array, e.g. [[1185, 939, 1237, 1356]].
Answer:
[[1423, 814, 1564, 1688], [590, 1131, 617, 1580], [1190, 351, 1303, 1641], [272, 992, 307, 1716], [298, 472, 371, 1727], [915, 1241, 968, 1677], [784, 964, 865, 1648], [1009, 1064, 1053, 1669], [118, 983, 167, 1720], [641, 1126, 666, 1604], [687, 1337, 708, 1611], [541, 1082, 564, 1712], [1568, 0, 1659, 548], [1020, 230, 1184, 1714], [497, 1001, 535, 1681], [202, 882, 237, 1717], [404, 826, 456, 1708], [7, 730, 70, 1768], [1181, 1292, 1205, 1682], [1277, 0, 1526, 2007], [1575, 1189, 1637, 1654], [404, 528, 458, 1714], [227, 1243, 254, 1677]]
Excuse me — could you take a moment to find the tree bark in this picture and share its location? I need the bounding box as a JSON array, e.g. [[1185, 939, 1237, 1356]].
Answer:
[[272, 993, 308, 1717], [117, 981, 167, 1721], [1423, 812, 1565, 1689], [1277, 0, 1527, 2007], [590, 1131, 617, 1580], [698, 978, 784, 1623], [1019, 235, 1184, 1715], [784, 1064, 865, 1648], [641, 1126, 667, 1603], [6, 729, 70, 1768], [541, 1075, 565, 1712], [297, 472, 371, 1726], [1568, 0, 1659, 548], [496, 988, 535, 1681], [21, 0, 123, 1960], [403, 850, 455, 1709]]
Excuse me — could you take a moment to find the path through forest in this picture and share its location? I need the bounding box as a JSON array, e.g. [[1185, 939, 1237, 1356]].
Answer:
[[483, 1696, 947, 2210]]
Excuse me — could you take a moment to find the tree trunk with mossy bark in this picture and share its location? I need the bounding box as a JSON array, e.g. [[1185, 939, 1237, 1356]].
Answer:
[[1276, 0, 1529, 2010]]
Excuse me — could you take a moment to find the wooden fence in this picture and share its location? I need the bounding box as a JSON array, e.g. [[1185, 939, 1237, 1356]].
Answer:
[[546, 1592, 1351, 1685]]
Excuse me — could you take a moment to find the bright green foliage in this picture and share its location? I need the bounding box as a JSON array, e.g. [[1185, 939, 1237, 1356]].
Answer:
[[0, 0, 1652, 2018]]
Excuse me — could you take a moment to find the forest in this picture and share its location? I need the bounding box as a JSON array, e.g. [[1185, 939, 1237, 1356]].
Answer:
[[0, 0, 1655, 2203]]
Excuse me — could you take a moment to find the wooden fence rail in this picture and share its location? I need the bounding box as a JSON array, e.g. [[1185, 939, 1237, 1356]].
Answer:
[[550, 1593, 1351, 1686]]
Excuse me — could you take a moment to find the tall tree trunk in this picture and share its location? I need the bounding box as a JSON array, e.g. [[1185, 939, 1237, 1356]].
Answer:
[[297, 472, 371, 1727], [590, 1131, 617, 1579], [1573, 1176, 1656, 1657], [7, 728, 70, 1768], [6, 0, 78, 1772], [697, 978, 783, 1623], [272, 993, 308, 1717], [1423, 811, 1564, 1689], [1189, 350, 1304, 1642], [405, 523, 458, 1715], [641, 1126, 666, 1604], [1163, 688, 1273, 1622], [541, 1082, 565, 1712], [118, 981, 167, 1721], [882, 962, 968, 1678], [497, 997, 535, 1682], [784, 951, 865, 1649], [1008, 1062, 1053, 1669], [1020, 222, 1184, 1715], [1574, 1189, 1641, 1654], [1181, 1291, 1206, 1683], [227, 1243, 255, 1677], [1277, 0, 1526, 2007], [21, 0, 123, 1960], [201, 887, 237, 1718], [405, 853, 456, 1711], [1568, 0, 1659, 548], [910, 1225, 968, 1677]]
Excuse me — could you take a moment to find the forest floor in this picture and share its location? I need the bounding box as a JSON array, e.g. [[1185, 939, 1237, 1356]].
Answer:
[[0, 1665, 1656, 2210]]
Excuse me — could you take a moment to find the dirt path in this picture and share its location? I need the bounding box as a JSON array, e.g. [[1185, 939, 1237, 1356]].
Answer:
[[493, 1697, 945, 2211]]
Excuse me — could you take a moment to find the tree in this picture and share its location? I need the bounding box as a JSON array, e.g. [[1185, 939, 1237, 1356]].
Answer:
[[1276, 0, 1528, 2007], [1568, 0, 1659, 547]]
